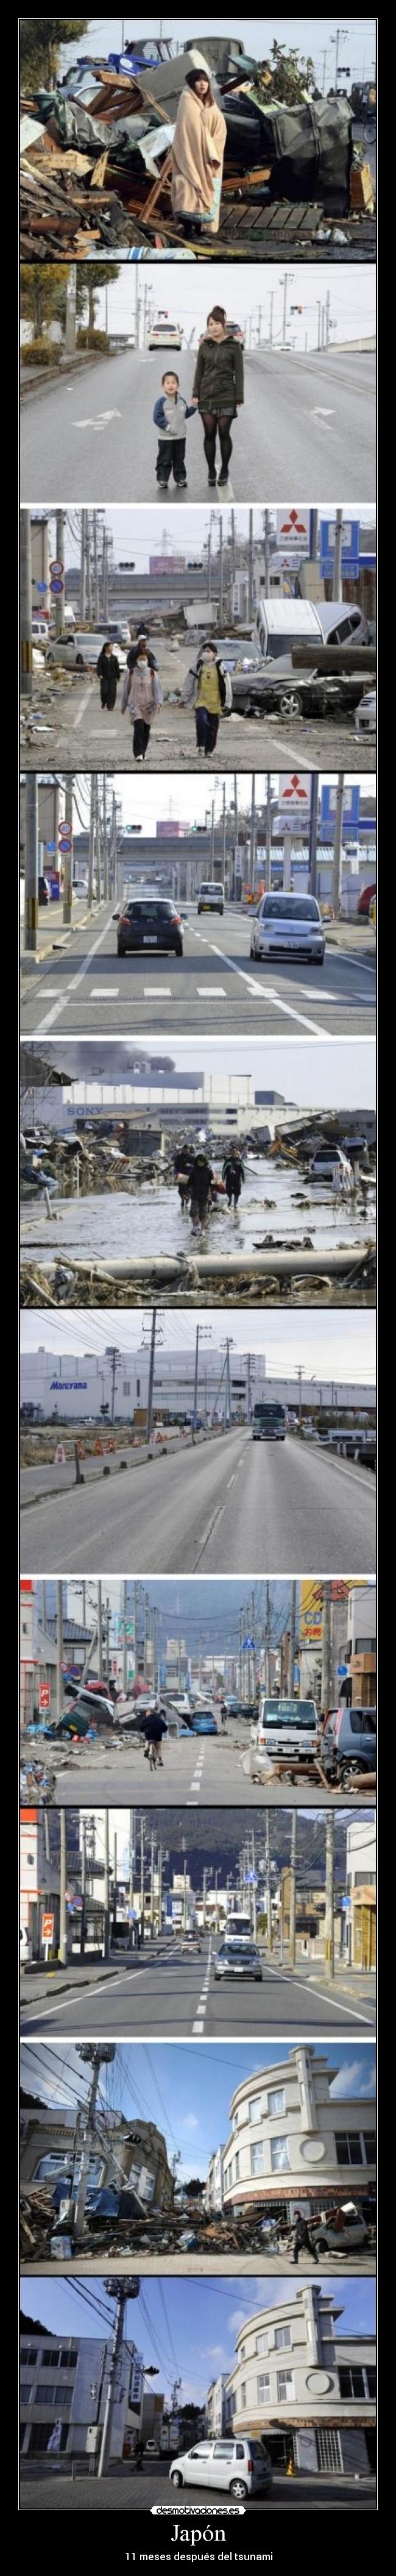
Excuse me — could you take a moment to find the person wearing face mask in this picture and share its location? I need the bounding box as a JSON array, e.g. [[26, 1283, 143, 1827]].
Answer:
[[193, 308, 244, 486], [96, 638, 121, 711], [171, 66, 227, 238], [122, 640, 163, 762], [191, 638, 231, 756]]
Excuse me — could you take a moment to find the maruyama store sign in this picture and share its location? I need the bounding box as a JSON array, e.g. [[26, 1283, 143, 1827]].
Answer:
[[50, 1379, 88, 1390]]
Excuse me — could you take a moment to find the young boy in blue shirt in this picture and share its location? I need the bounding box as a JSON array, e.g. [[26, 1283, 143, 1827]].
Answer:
[[153, 370, 197, 488]]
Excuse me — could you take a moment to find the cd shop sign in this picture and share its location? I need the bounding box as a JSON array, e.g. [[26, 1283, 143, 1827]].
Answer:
[[50, 1379, 88, 1390]]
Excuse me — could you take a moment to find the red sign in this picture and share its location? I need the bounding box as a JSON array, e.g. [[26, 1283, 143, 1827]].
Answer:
[[39, 1684, 51, 1712], [42, 1913, 54, 1941]]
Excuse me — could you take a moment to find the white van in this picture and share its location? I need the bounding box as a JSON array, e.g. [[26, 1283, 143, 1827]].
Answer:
[[253, 1695, 319, 1763], [224, 1912, 252, 1944], [254, 599, 368, 659], [169, 2436, 272, 2499]]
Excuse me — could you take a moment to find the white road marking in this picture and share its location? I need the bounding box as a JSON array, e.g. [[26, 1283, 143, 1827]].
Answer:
[[197, 984, 227, 998], [200, 937, 321, 1031], [143, 985, 171, 998], [260, 1957, 375, 2027], [310, 407, 335, 416], [74, 683, 95, 730], [90, 986, 114, 998], [35, 914, 111, 1035]]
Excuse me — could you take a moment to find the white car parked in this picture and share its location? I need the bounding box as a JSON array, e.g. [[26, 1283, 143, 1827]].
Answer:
[[45, 631, 127, 671], [169, 2436, 272, 2499]]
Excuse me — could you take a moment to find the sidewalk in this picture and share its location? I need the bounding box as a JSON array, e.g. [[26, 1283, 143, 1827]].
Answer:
[[20, 897, 108, 974], [325, 919, 375, 954]]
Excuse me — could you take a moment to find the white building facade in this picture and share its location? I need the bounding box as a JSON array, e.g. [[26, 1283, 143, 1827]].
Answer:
[[222, 2286, 375, 2475], [21, 1345, 374, 1425], [222, 2049, 376, 2217], [20, 2332, 151, 2462]]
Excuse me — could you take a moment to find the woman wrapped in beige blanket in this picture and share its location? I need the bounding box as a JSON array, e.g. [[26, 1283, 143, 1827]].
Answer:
[[171, 67, 227, 237]]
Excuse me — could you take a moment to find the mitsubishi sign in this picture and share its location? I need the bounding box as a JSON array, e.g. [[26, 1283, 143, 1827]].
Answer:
[[275, 508, 310, 549], [278, 775, 312, 820]]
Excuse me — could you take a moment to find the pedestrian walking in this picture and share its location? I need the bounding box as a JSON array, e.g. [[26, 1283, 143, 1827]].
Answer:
[[96, 639, 121, 710], [292, 2212, 319, 2265], [193, 309, 244, 485], [222, 1144, 246, 1209], [153, 369, 197, 488], [191, 639, 232, 756], [183, 1149, 215, 1227], [127, 628, 158, 675], [122, 641, 163, 761], [171, 68, 227, 238]]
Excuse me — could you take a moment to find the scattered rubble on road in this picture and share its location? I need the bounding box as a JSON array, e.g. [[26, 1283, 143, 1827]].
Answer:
[[21, 38, 375, 257]]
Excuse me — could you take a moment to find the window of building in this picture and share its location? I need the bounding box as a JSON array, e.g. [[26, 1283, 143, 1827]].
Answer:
[[234, 2152, 239, 2182], [122, 1380, 130, 1397], [338, 2368, 366, 2400], [239, 2346, 246, 2364], [248, 2096, 263, 2122], [277, 2372, 295, 2402], [335, 2133, 363, 2166], [274, 2326, 291, 2351], [270, 2137, 291, 2172], [250, 2143, 264, 2176], [267, 2088, 285, 2118], [256, 2334, 268, 2357], [257, 2374, 270, 2403], [20, 2347, 38, 2368], [26, 2424, 69, 2456], [20, 2386, 33, 2405], [317, 2428, 342, 2474], [241, 2383, 247, 2408], [362, 2133, 376, 2165], [367, 2369, 377, 2398], [36, 2385, 72, 2408]]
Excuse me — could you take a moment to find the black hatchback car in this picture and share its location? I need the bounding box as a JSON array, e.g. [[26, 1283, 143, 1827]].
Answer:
[[116, 896, 183, 959]]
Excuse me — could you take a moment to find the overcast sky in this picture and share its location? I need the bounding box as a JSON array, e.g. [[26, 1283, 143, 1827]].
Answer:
[[57, 504, 375, 575], [30, 769, 375, 831], [21, 2271, 376, 2396], [34, 1033, 375, 1107], [21, 1308, 376, 1378], [94, 260, 375, 352], [60, 18, 376, 85], [21, 2036, 375, 2185]]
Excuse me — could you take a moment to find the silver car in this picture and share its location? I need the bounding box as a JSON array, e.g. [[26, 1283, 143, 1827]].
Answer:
[[169, 2436, 272, 2499], [214, 1941, 262, 1982], [250, 892, 325, 964]]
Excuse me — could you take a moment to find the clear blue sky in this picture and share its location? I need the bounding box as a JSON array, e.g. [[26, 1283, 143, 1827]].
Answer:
[[21, 2272, 376, 2402], [21, 2037, 375, 2182]]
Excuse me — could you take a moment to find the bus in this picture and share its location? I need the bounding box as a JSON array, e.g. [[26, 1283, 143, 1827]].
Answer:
[[225, 1912, 252, 1944], [252, 1402, 286, 1441]]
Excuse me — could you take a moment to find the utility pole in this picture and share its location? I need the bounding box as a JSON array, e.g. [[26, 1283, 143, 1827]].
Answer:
[[263, 508, 270, 599], [129, 1810, 135, 1925], [331, 772, 345, 919], [93, 508, 100, 623], [219, 514, 223, 623], [140, 1815, 145, 1942], [80, 1815, 87, 1963], [122, 1580, 128, 1692], [269, 291, 274, 346], [59, 1807, 67, 1965], [150, 1831, 155, 1935], [207, 519, 211, 602], [193, 1323, 200, 1436], [321, 1583, 331, 1710], [289, 1809, 297, 1966], [24, 774, 38, 950], [266, 772, 272, 891], [282, 271, 293, 344], [87, 774, 95, 910], [146, 1308, 157, 1443], [104, 1807, 110, 1958], [55, 508, 65, 638], [86, 510, 93, 621], [230, 508, 236, 585], [72, 2044, 115, 2242], [80, 507, 87, 622], [97, 1580, 103, 1681], [64, 265, 77, 358], [288, 1582, 297, 1696], [250, 772, 255, 892], [152, 1604, 157, 1693], [248, 508, 254, 620], [251, 1829, 257, 1940], [98, 2281, 140, 2477], [264, 1582, 270, 1692], [210, 799, 215, 873], [56, 1582, 63, 1720], [324, 1812, 334, 1977], [265, 1812, 272, 1951], [62, 778, 73, 927], [94, 773, 101, 902], [102, 777, 108, 903], [308, 769, 319, 898], [331, 505, 344, 600], [20, 510, 33, 698]]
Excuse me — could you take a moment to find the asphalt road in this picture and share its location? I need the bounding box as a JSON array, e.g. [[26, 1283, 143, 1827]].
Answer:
[[20, 347, 375, 505], [20, 899, 376, 1037], [20, 1426, 376, 1575], [19, 2469, 376, 2511], [49, 1728, 355, 1809], [21, 680, 374, 775], [20, 1932, 376, 2039]]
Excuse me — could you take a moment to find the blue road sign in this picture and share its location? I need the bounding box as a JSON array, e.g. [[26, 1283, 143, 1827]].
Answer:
[[319, 517, 360, 576]]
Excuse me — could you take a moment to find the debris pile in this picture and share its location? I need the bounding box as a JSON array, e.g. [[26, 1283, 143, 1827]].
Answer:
[[20, 40, 375, 256]]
